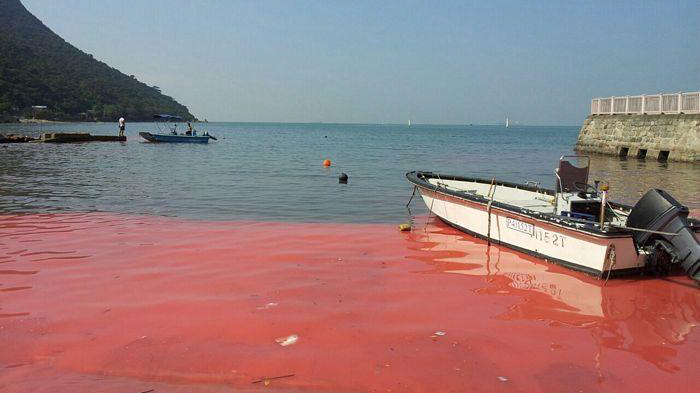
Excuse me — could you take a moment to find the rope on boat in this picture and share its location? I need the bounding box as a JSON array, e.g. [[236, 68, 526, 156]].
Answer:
[[406, 185, 416, 207], [603, 246, 616, 285], [404, 186, 417, 229], [426, 185, 436, 228], [605, 200, 627, 222], [486, 177, 496, 246], [609, 225, 679, 236], [602, 200, 678, 236], [435, 173, 452, 224]]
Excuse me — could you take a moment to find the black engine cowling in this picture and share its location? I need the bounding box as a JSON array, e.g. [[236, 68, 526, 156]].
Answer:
[[627, 189, 700, 282]]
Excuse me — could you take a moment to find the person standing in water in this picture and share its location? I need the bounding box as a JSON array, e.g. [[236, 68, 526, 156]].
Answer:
[[118, 117, 126, 137]]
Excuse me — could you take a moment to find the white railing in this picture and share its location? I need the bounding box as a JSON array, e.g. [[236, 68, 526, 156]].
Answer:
[[590, 91, 700, 115]]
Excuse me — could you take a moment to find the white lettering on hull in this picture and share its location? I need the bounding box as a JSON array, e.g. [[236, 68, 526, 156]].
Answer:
[[532, 227, 566, 248], [506, 217, 534, 236], [506, 217, 566, 248]]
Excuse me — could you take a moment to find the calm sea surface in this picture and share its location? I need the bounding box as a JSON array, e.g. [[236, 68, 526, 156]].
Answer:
[[1, 122, 699, 222], [3, 123, 700, 392]]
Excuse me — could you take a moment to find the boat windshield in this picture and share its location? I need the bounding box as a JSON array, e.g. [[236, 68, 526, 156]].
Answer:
[[153, 114, 183, 134]]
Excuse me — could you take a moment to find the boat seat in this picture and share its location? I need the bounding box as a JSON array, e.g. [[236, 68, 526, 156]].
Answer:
[[556, 156, 589, 193]]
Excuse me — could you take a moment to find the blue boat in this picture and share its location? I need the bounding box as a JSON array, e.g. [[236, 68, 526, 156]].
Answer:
[[139, 132, 212, 143], [139, 114, 217, 143]]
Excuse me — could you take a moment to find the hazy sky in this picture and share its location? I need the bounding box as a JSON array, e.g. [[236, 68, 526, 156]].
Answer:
[[21, 0, 699, 125]]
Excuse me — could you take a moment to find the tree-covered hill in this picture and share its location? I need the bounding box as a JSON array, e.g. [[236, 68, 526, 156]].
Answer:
[[0, 0, 195, 122]]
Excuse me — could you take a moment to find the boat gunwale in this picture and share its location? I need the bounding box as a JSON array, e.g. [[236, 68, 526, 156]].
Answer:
[[406, 171, 634, 239]]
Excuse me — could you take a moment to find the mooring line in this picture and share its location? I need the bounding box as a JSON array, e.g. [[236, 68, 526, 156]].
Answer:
[[486, 177, 496, 246], [406, 185, 417, 207]]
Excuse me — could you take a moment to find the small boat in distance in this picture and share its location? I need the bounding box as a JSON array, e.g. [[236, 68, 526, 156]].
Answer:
[[407, 156, 700, 282], [139, 114, 216, 143]]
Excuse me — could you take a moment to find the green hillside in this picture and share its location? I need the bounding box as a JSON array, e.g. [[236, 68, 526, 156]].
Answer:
[[0, 0, 194, 122]]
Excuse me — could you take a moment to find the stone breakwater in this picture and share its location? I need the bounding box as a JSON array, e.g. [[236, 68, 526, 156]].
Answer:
[[575, 114, 700, 162]]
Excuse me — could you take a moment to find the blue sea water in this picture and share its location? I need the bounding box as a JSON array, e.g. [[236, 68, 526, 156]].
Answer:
[[1, 122, 699, 222]]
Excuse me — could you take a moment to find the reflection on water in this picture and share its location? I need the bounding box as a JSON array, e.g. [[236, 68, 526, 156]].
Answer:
[[587, 154, 700, 210], [408, 220, 700, 373]]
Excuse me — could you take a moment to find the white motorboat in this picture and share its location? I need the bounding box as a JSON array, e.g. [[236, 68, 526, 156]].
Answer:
[[406, 156, 700, 281]]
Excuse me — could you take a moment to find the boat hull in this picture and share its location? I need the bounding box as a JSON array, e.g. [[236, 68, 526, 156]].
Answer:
[[139, 132, 210, 143], [407, 172, 643, 277]]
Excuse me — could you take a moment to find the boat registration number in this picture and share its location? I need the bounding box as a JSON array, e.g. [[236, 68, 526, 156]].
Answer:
[[533, 228, 566, 248], [506, 218, 534, 236], [506, 218, 567, 248]]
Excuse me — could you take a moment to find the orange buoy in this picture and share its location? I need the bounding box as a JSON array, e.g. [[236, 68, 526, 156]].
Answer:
[[323, 159, 331, 167]]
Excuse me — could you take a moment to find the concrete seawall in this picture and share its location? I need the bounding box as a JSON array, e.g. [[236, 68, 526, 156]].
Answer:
[[575, 114, 700, 162], [1, 132, 126, 143]]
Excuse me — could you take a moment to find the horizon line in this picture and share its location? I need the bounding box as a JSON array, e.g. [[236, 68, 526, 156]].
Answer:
[[192, 120, 581, 127]]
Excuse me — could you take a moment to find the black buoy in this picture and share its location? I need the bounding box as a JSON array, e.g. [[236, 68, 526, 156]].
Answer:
[[339, 173, 348, 184]]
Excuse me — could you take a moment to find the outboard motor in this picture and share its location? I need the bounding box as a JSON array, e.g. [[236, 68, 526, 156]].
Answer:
[[627, 189, 700, 282]]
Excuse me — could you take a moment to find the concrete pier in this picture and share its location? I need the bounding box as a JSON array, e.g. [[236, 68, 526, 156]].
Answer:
[[3, 132, 127, 143], [575, 114, 700, 162], [38, 133, 126, 143], [0, 133, 36, 143]]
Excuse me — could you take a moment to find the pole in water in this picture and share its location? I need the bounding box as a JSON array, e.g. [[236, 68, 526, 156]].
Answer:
[[339, 173, 348, 184]]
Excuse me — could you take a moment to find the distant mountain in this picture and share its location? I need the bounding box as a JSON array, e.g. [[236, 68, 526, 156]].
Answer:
[[0, 0, 194, 122]]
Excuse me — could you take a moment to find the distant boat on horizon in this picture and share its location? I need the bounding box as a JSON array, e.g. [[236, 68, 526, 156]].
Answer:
[[505, 117, 510, 128], [408, 119, 412, 127]]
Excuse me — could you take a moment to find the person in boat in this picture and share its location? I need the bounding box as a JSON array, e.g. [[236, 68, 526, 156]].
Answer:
[[186, 121, 193, 136], [118, 117, 125, 137]]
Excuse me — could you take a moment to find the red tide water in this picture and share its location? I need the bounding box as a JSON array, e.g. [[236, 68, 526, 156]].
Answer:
[[0, 213, 698, 393]]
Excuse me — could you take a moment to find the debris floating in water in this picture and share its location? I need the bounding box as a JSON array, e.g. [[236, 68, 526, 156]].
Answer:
[[275, 334, 299, 346], [251, 374, 295, 384], [256, 302, 279, 310], [498, 376, 509, 382]]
